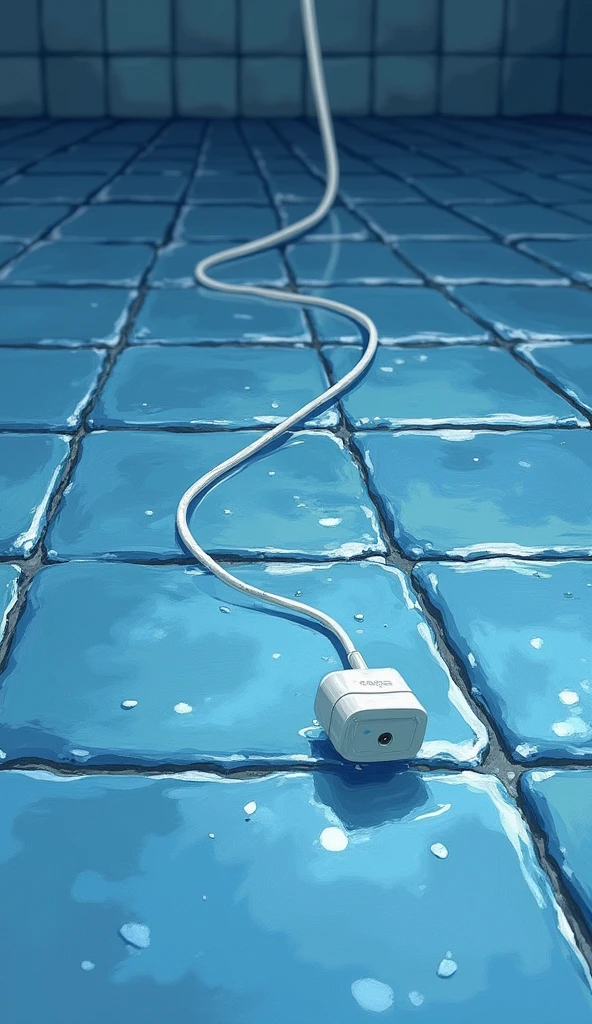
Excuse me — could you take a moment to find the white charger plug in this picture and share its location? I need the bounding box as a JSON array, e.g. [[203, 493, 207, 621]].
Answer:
[[315, 665, 427, 763]]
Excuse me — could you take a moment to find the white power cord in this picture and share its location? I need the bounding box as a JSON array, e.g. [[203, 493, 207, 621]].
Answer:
[[176, 0, 377, 673]]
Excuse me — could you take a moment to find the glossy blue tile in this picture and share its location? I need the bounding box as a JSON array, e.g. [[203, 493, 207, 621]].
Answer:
[[90, 346, 339, 429], [132, 288, 310, 344], [0, 564, 19, 640], [176, 204, 279, 241], [0, 242, 154, 286], [149, 243, 287, 287], [460, 203, 592, 239], [286, 241, 421, 285], [188, 174, 267, 203], [268, 173, 325, 201], [398, 240, 565, 283], [0, 204, 71, 242], [516, 341, 592, 415], [30, 158, 123, 176], [46, 430, 385, 562], [279, 202, 369, 240], [1, 770, 591, 1022], [357, 429, 592, 559], [359, 203, 488, 240], [324, 344, 584, 429], [375, 153, 456, 177], [516, 238, 592, 284], [521, 769, 592, 930], [307, 286, 489, 344], [57, 204, 176, 242], [453, 284, 592, 341], [0, 174, 106, 202], [411, 176, 517, 204], [99, 175, 188, 202], [0, 433, 70, 556], [489, 172, 592, 205], [0, 349, 105, 430], [0, 288, 135, 347], [338, 175, 422, 204], [0, 560, 483, 766], [414, 560, 592, 761]]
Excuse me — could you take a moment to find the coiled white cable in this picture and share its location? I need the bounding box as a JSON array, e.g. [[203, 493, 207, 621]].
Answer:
[[176, 0, 378, 672]]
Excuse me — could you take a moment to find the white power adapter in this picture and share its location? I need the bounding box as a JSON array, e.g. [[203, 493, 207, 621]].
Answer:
[[315, 665, 427, 763]]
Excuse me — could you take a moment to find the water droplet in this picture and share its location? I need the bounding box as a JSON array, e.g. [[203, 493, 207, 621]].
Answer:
[[244, 801, 257, 815], [564, 591, 574, 598], [144, 509, 154, 516], [354, 613, 364, 621], [268, 470, 276, 476], [70, 749, 90, 759], [559, 689, 580, 706], [409, 991, 424, 1006], [272, 653, 281, 659], [430, 842, 448, 859], [472, 457, 479, 463], [244, 385, 251, 390], [530, 637, 544, 649], [121, 700, 138, 710], [208, 832, 215, 839], [224, 508, 232, 515], [294, 590, 302, 597], [174, 702, 192, 714], [507, 771, 516, 780], [0, 750, 7, 760], [81, 961, 95, 971], [202, 895, 207, 901], [379, 366, 393, 373], [119, 923, 150, 949], [351, 978, 394, 1013], [437, 957, 457, 979], [318, 517, 342, 527], [219, 606, 230, 614], [519, 461, 531, 468], [319, 826, 348, 852], [271, 401, 280, 409]]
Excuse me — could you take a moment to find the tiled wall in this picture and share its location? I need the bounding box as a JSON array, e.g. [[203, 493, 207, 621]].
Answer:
[[1, 0, 591, 118]]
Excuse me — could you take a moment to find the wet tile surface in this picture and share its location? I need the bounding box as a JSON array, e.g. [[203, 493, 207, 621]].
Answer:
[[324, 345, 585, 429], [517, 342, 592, 416], [90, 346, 339, 430], [46, 430, 385, 562], [0, 349, 106, 430], [453, 285, 592, 341], [0, 241, 154, 286], [355, 429, 592, 559], [286, 241, 421, 285], [398, 240, 565, 284], [0, 433, 70, 556], [0, 287, 136, 347], [519, 239, 592, 283], [0, 564, 19, 637], [307, 286, 489, 344], [521, 769, 592, 930], [0, 769, 590, 1022], [150, 243, 287, 287], [0, 560, 482, 767], [176, 204, 279, 241], [413, 559, 592, 762]]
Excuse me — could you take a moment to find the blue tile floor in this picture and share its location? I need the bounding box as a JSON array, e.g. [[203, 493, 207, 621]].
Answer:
[[1, 116, 592, 1021]]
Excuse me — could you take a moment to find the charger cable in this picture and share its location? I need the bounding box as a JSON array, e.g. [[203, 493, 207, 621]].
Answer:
[[176, 0, 376, 673]]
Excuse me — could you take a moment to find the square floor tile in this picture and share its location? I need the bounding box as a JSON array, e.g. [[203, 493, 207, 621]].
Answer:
[[0, 174, 106, 202], [414, 560, 592, 761], [356, 429, 592, 559], [176, 204, 279, 240], [0, 433, 70, 556], [489, 172, 592, 204], [357, 204, 488, 240], [46, 430, 385, 561], [459, 203, 592, 239], [89, 346, 339, 429], [0, 769, 589, 1022], [0, 560, 483, 766], [99, 174, 188, 202], [0, 564, 19, 638], [323, 344, 584, 428], [0, 204, 71, 241], [0, 241, 154, 286], [149, 242, 287, 287], [286, 241, 421, 285], [132, 288, 310, 344], [411, 175, 519, 204], [56, 204, 176, 242], [268, 173, 326, 201], [338, 175, 424, 203], [307, 285, 489, 344], [0, 288, 135, 346], [519, 239, 592, 283], [188, 174, 268, 203], [453, 284, 592, 341], [398, 240, 565, 283], [516, 341, 592, 416], [278, 202, 370, 240], [0, 349, 105, 430], [521, 769, 592, 930]]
